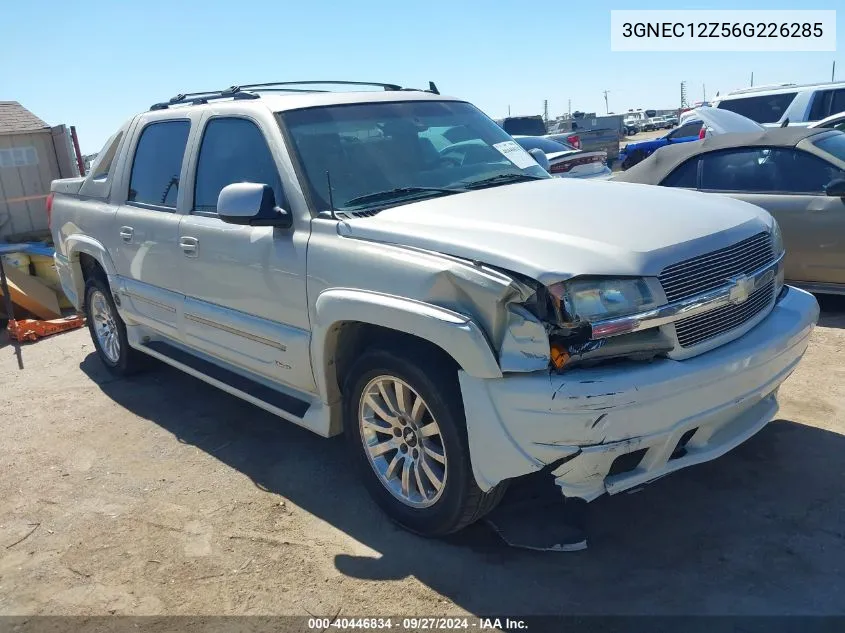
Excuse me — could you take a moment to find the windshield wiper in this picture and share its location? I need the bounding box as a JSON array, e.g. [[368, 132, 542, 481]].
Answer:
[[344, 186, 466, 209], [462, 173, 547, 190]]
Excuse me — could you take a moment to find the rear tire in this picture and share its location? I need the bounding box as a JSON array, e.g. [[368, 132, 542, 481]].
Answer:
[[343, 346, 505, 536], [84, 277, 147, 376]]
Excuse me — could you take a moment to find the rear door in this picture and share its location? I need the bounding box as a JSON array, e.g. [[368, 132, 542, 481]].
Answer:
[[109, 119, 193, 338], [176, 114, 314, 393], [697, 147, 845, 285]]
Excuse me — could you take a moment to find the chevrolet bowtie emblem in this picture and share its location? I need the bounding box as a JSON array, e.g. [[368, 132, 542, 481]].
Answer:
[[728, 274, 755, 304]]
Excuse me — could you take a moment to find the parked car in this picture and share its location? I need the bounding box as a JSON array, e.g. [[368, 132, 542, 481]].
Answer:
[[711, 81, 845, 127], [809, 110, 845, 132], [495, 115, 547, 136], [512, 135, 611, 179], [547, 130, 620, 165], [624, 122, 640, 136], [614, 125, 845, 295], [48, 80, 818, 545], [618, 120, 704, 170]]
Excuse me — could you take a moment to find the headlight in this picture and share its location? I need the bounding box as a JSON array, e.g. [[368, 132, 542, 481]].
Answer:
[[549, 277, 654, 321], [771, 219, 784, 256]]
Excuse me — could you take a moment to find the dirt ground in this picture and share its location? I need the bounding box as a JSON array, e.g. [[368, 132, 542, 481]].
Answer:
[[0, 295, 843, 617]]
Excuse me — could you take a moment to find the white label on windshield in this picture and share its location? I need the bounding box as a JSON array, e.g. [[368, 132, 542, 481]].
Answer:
[[493, 141, 538, 169]]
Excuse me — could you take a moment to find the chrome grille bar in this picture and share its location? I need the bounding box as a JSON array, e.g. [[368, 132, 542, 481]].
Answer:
[[659, 232, 774, 303]]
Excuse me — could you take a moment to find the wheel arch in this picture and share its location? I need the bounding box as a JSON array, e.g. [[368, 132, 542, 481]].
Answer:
[[311, 289, 502, 411], [63, 235, 117, 308]]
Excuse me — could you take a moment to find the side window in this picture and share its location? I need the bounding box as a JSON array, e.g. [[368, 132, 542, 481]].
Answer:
[[700, 148, 841, 194], [770, 149, 844, 194], [699, 148, 774, 192], [127, 121, 190, 209], [831, 89, 845, 117], [194, 118, 284, 213], [90, 131, 123, 181], [808, 89, 845, 122], [660, 158, 698, 188], [808, 90, 834, 122], [668, 121, 702, 140], [716, 93, 797, 124]]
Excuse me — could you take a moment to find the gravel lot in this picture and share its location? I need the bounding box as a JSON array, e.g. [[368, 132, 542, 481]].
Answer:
[[1, 294, 843, 617]]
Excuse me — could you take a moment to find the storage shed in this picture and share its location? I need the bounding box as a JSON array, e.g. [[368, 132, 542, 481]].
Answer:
[[0, 101, 81, 241]]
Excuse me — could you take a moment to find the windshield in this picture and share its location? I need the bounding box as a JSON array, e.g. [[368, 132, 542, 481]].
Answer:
[[281, 101, 549, 212], [514, 136, 573, 154], [813, 132, 845, 164]]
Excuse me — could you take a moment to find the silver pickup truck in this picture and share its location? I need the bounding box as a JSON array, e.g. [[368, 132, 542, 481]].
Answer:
[[49, 81, 819, 545]]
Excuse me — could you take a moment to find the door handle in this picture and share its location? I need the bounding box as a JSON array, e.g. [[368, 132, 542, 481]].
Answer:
[[179, 236, 199, 257], [119, 226, 134, 242]]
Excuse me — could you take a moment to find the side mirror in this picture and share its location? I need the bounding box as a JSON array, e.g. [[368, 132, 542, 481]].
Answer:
[[217, 183, 292, 228], [824, 178, 845, 198], [528, 148, 550, 171]]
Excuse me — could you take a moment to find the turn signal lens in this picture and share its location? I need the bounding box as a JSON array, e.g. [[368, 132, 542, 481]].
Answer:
[[550, 343, 570, 370]]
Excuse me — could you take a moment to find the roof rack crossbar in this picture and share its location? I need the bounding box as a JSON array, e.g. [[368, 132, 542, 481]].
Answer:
[[150, 89, 260, 111], [234, 80, 404, 92]]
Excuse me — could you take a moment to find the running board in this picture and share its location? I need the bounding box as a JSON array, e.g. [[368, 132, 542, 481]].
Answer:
[[138, 340, 311, 421]]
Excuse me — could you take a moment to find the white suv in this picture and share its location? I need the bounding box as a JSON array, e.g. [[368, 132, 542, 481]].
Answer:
[[712, 81, 845, 127]]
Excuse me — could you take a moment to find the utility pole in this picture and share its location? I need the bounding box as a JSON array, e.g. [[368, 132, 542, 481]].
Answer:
[[543, 99, 549, 123], [568, 98, 571, 118], [602, 90, 610, 114]]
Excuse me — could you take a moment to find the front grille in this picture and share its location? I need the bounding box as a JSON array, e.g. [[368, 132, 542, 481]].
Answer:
[[659, 232, 776, 349], [675, 281, 775, 348], [659, 232, 774, 302]]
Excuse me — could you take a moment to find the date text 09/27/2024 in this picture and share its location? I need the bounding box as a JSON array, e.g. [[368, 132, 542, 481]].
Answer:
[[306, 617, 528, 631]]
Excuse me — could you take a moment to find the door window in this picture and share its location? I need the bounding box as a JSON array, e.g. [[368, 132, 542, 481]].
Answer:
[[193, 118, 285, 213], [700, 147, 842, 194], [661, 158, 699, 188], [127, 120, 190, 209]]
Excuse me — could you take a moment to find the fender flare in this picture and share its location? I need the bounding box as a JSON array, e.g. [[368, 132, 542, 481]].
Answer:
[[60, 235, 118, 309], [311, 288, 502, 405]]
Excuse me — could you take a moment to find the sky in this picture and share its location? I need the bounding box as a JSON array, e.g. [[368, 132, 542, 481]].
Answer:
[[2, 0, 842, 154]]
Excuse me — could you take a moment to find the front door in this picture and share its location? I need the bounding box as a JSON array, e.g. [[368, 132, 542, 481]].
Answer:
[[698, 147, 845, 286], [110, 119, 191, 338], [176, 115, 314, 393]]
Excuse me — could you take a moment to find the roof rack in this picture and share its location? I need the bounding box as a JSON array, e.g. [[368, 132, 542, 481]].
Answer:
[[725, 83, 798, 96], [150, 80, 440, 111]]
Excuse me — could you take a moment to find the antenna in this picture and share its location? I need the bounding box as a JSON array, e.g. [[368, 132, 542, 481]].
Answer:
[[833, 60, 837, 82], [750, 72, 754, 87], [326, 171, 337, 220]]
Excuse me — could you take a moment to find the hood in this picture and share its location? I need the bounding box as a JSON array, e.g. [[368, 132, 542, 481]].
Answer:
[[337, 178, 773, 286]]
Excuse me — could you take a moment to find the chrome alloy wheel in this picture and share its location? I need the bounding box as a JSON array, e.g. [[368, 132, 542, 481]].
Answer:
[[358, 376, 448, 508], [90, 290, 120, 363]]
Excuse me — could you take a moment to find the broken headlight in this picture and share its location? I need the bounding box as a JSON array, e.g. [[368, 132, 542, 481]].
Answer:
[[548, 277, 654, 322]]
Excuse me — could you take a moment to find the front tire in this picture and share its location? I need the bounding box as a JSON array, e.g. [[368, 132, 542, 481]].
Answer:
[[343, 347, 504, 536], [84, 277, 146, 376]]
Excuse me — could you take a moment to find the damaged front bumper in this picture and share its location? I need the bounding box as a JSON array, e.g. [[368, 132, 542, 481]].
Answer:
[[459, 286, 819, 501]]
